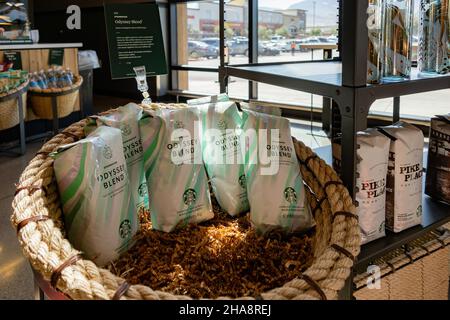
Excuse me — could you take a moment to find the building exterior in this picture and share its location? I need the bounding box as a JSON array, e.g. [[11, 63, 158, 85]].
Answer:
[[187, 2, 307, 39], [187, 2, 245, 38], [279, 9, 307, 37], [258, 8, 283, 31]]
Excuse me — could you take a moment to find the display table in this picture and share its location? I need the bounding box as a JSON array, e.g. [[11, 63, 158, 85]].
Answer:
[[0, 43, 83, 153]]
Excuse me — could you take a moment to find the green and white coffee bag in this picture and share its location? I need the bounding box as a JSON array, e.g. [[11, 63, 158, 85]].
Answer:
[[188, 96, 249, 216], [52, 126, 138, 266], [242, 110, 314, 235], [86, 103, 149, 217], [139, 107, 214, 232]]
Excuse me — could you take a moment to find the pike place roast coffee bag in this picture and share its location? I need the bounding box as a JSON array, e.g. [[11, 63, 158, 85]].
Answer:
[[242, 110, 314, 235], [139, 107, 213, 232], [52, 126, 137, 266], [189, 96, 249, 216], [86, 103, 149, 217], [356, 129, 390, 244], [426, 115, 450, 204], [379, 122, 425, 233]]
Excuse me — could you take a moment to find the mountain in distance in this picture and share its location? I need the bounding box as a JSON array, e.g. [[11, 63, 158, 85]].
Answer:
[[288, 0, 339, 28]]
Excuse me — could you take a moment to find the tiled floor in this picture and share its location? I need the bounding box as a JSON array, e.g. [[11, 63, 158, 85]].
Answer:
[[0, 141, 43, 300]]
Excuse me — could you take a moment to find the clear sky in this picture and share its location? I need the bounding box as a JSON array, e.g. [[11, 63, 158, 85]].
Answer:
[[258, 0, 305, 10]]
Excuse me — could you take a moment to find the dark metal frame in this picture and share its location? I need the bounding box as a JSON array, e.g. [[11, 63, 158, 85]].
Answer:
[[218, 0, 450, 299]]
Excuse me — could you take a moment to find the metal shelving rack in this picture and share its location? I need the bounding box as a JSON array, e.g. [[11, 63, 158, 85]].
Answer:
[[218, 0, 450, 299]]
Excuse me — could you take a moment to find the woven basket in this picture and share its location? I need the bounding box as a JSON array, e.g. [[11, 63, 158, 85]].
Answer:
[[11, 103, 360, 300], [29, 76, 83, 120], [354, 228, 450, 300], [0, 80, 28, 130]]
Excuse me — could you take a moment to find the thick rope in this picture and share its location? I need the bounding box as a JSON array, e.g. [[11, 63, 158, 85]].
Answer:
[[11, 105, 360, 300]]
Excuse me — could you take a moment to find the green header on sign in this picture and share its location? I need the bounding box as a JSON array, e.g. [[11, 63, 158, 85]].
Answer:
[[104, 3, 168, 80]]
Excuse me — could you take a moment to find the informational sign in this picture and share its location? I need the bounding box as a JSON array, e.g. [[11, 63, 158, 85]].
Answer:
[[104, 3, 167, 79], [3, 51, 22, 70], [49, 48, 65, 66]]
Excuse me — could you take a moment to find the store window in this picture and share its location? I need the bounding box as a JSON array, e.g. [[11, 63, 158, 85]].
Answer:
[[257, 0, 339, 108], [171, 0, 448, 120], [172, 0, 249, 99]]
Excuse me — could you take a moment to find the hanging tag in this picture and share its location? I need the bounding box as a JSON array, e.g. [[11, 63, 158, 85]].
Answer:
[[133, 66, 152, 106]]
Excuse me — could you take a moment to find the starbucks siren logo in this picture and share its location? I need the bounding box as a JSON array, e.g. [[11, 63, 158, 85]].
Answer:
[[138, 182, 148, 198], [174, 121, 184, 129], [119, 219, 132, 239], [103, 145, 113, 160], [183, 189, 197, 206], [238, 174, 247, 189], [284, 187, 297, 204], [217, 118, 228, 130], [121, 123, 132, 137], [416, 205, 422, 217]]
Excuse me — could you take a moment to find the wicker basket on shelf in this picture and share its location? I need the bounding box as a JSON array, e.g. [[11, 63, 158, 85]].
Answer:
[[0, 80, 29, 131], [28, 76, 83, 120], [354, 227, 450, 300], [11, 103, 360, 300]]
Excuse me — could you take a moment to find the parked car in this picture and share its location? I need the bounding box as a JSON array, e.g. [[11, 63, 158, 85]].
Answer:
[[280, 39, 309, 52], [278, 40, 292, 52], [304, 37, 320, 43], [317, 37, 330, 43], [270, 35, 285, 42], [327, 35, 338, 43], [259, 43, 280, 56], [188, 41, 218, 59], [201, 37, 220, 50], [227, 38, 249, 56], [264, 41, 285, 52]]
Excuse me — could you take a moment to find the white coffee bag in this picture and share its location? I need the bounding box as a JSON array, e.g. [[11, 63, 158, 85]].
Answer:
[[52, 126, 137, 266], [380, 122, 424, 233], [189, 96, 249, 216], [242, 110, 314, 235], [356, 129, 390, 244], [139, 107, 214, 232], [87, 103, 149, 217]]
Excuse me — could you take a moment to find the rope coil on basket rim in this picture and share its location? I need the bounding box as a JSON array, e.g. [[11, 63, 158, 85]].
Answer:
[[299, 274, 327, 300], [11, 104, 360, 300], [14, 184, 47, 197], [50, 254, 83, 288], [16, 215, 51, 234], [333, 211, 359, 223], [112, 281, 131, 300], [331, 244, 357, 263]]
